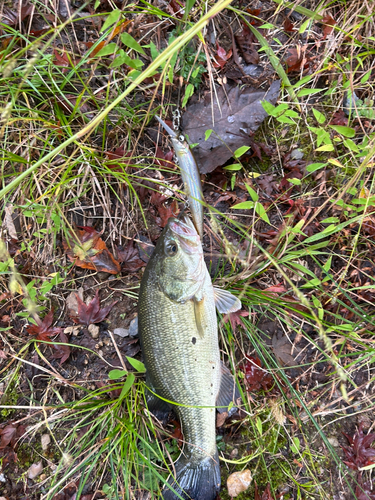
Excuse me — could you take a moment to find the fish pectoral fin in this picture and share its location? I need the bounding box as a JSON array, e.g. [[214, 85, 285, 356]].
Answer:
[[216, 362, 241, 415], [194, 298, 206, 339], [213, 287, 241, 314]]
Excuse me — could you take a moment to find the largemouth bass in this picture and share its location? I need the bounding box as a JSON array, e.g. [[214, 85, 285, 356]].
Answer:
[[138, 216, 241, 499], [155, 115, 204, 239]]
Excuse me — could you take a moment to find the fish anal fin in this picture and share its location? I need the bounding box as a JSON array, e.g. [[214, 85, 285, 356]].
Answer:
[[194, 298, 206, 338], [213, 287, 241, 314], [216, 362, 241, 415]]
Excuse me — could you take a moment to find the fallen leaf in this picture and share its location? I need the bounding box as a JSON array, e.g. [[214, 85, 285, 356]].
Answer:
[[66, 288, 84, 319], [170, 419, 183, 445], [355, 478, 375, 500], [284, 18, 295, 33], [117, 240, 147, 272], [51, 332, 71, 364], [166, 0, 184, 19], [262, 284, 287, 295], [285, 47, 307, 73], [0, 424, 17, 449], [63, 227, 121, 275], [150, 191, 180, 228], [27, 309, 62, 342], [330, 110, 348, 126], [136, 235, 155, 263], [55, 94, 93, 118], [227, 469, 252, 497], [154, 145, 176, 169], [257, 174, 278, 196], [243, 356, 273, 392], [216, 411, 228, 427], [28, 461, 43, 479], [322, 15, 336, 39], [272, 334, 300, 367], [182, 81, 280, 173], [222, 309, 249, 331], [235, 23, 260, 64], [213, 43, 232, 69], [72, 290, 117, 326], [105, 147, 133, 170], [342, 423, 375, 470], [0, 422, 26, 450], [1, 4, 33, 26]]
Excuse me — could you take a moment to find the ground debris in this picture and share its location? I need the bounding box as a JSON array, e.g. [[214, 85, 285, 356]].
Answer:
[[227, 469, 252, 496], [182, 81, 280, 173]]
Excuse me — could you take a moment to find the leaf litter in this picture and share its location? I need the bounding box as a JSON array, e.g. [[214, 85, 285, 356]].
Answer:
[[182, 81, 280, 173]]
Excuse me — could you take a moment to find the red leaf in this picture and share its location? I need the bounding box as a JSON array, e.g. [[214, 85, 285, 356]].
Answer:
[[150, 191, 180, 228], [0, 425, 17, 449], [222, 309, 249, 331], [341, 423, 375, 470], [73, 290, 117, 326], [284, 18, 295, 33], [262, 284, 287, 295], [243, 357, 273, 392], [355, 479, 375, 500], [322, 15, 336, 39], [330, 110, 348, 126], [105, 147, 133, 170], [155, 145, 176, 169], [285, 48, 304, 73], [117, 240, 146, 272], [213, 43, 232, 69], [170, 419, 183, 446], [27, 309, 62, 342], [167, 0, 184, 18], [51, 332, 71, 364]]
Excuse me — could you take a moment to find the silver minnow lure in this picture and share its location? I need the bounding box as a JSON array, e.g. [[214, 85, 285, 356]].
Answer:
[[155, 115, 204, 239]]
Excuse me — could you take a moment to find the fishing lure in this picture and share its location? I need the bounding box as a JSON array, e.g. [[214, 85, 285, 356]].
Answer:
[[156, 115, 204, 239]]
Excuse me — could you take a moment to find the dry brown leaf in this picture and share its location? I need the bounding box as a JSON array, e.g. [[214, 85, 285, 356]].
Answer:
[[63, 227, 120, 274], [4, 205, 18, 240], [28, 461, 43, 479], [272, 334, 300, 367], [182, 81, 280, 173], [227, 469, 252, 497]]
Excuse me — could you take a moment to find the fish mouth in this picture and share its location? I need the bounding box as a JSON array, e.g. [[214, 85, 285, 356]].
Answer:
[[169, 217, 201, 254]]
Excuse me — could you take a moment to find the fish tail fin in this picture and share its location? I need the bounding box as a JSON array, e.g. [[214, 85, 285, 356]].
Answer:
[[162, 450, 220, 500]]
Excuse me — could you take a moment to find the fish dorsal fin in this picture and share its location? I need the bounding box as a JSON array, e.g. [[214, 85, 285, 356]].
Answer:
[[216, 362, 241, 415], [213, 287, 241, 314], [194, 298, 206, 339]]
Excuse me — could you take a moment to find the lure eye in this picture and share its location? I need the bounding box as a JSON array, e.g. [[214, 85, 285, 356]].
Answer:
[[165, 242, 178, 256], [178, 135, 184, 142]]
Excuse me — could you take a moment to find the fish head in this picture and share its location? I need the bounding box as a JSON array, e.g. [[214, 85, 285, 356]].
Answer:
[[153, 216, 205, 303]]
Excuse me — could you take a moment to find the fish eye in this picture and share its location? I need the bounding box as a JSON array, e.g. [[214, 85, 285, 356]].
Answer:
[[179, 135, 184, 142], [165, 242, 178, 256]]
